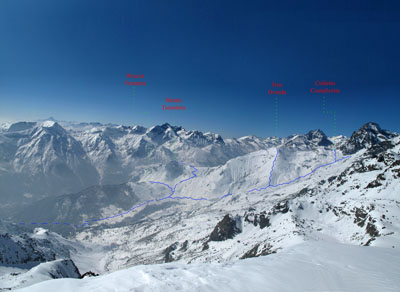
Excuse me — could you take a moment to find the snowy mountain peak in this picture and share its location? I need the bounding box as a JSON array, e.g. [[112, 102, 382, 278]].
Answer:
[[340, 122, 396, 154], [361, 122, 381, 132], [161, 123, 184, 133], [284, 129, 332, 148], [130, 125, 147, 134], [305, 129, 332, 146], [41, 120, 57, 128], [146, 124, 179, 143], [35, 121, 68, 138]]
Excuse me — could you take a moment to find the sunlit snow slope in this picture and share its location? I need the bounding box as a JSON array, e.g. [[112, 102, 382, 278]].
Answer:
[[15, 241, 400, 292]]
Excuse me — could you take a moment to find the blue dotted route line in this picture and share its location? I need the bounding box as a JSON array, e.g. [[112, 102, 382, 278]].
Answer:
[[247, 149, 351, 193], [149, 163, 208, 201], [17, 148, 350, 228]]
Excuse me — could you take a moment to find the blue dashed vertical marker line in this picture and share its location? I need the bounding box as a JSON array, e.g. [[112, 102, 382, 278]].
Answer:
[[333, 110, 337, 160], [322, 95, 338, 156], [274, 95, 279, 137], [133, 87, 135, 112], [333, 111, 336, 136]]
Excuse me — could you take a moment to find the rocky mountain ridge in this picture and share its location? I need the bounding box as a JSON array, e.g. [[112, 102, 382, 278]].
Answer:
[[0, 120, 398, 289]]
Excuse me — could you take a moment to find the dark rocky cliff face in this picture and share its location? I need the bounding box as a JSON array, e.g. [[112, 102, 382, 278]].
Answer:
[[306, 129, 333, 146], [340, 122, 396, 155], [209, 214, 242, 242]]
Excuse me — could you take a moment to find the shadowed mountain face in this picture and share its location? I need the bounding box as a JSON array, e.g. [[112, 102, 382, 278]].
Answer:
[[11, 183, 144, 235], [0, 121, 99, 208]]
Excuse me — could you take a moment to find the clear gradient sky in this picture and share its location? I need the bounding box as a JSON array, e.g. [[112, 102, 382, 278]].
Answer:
[[0, 0, 399, 138]]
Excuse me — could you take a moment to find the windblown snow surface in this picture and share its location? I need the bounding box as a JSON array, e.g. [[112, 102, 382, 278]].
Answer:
[[14, 241, 400, 292]]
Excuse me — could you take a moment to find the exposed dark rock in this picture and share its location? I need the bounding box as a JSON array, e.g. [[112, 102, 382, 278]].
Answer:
[[366, 180, 382, 188], [297, 187, 310, 197], [305, 129, 333, 146], [163, 242, 178, 263], [377, 173, 385, 181], [336, 171, 348, 186], [258, 214, 270, 229], [367, 164, 380, 171], [260, 244, 277, 256], [366, 173, 385, 189], [209, 214, 242, 242], [272, 201, 289, 214], [340, 122, 395, 155], [328, 176, 337, 183], [392, 168, 400, 179], [240, 243, 276, 259], [366, 222, 380, 237], [244, 211, 270, 229], [80, 271, 99, 278], [240, 244, 259, 259], [179, 240, 189, 252], [364, 238, 376, 246], [353, 207, 368, 227], [368, 141, 395, 156], [391, 160, 400, 167]]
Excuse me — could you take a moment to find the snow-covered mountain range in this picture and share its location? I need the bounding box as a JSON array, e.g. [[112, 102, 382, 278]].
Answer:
[[0, 120, 399, 291], [0, 120, 281, 208]]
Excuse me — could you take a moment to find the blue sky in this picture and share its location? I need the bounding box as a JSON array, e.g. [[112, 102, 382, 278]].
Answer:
[[0, 0, 399, 138]]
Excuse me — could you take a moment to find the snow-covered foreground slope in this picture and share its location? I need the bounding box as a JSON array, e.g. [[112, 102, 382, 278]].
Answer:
[[1, 259, 81, 290], [15, 241, 400, 292]]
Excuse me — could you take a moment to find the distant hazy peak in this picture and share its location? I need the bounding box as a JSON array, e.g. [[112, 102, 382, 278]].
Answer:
[[7, 121, 37, 132]]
